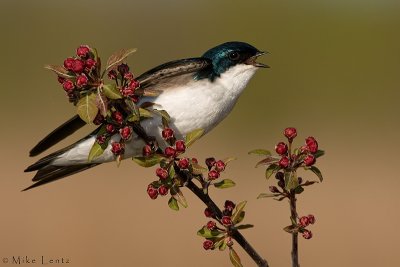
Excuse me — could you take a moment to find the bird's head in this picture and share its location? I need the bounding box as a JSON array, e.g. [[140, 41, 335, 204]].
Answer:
[[201, 41, 268, 80]]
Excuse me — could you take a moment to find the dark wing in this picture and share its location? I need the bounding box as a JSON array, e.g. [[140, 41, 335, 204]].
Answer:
[[28, 57, 212, 157]]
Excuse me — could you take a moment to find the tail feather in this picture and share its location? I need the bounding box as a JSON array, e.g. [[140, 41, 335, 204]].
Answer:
[[23, 164, 100, 191]]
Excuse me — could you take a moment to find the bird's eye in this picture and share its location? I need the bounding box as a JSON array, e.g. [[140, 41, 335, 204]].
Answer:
[[228, 51, 240, 61]]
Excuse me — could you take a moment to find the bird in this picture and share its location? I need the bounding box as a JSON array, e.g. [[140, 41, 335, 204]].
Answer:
[[24, 41, 268, 191]]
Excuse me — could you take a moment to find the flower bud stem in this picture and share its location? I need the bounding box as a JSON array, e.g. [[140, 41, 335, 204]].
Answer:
[[175, 165, 269, 267], [289, 193, 299, 267]]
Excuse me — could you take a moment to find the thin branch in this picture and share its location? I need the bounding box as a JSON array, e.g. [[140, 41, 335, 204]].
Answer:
[[289, 193, 299, 267]]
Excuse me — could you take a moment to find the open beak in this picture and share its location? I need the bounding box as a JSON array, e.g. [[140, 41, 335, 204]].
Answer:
[[246, 51, 269, 68]]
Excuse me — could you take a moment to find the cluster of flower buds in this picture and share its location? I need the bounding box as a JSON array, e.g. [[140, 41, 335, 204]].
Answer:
[[108, 63, 140, 103], [205, 157, 226, 181], [275, 127, 319, 169], [201, 200, 237, 251], [298, 214, 316, 239], [58, 45, 98, 102]]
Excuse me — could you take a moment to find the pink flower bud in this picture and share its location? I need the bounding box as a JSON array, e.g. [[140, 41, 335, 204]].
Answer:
[[142, 145, 152, 157], [120, 86, 135, 97], [119, 126, 133, 141], [112, 111, 124, 124], [275, 142, 288, 155], [111, 142, 124, 155], [156, 168, 168, 180], [284, 127, 297, 141], [208, 170, 220, 180], [178, 158, 189, 169], [302, 229, 313, 239], [205, 157, 216, 168], [106, 124, 116, 134], [175, 140, 186, 153], [76, 45, 90, 58], [117, 63, 129, 74], [203, 240, 214, 250], [303, 154, 316, 166], [204, 208, 214, 218], [279, 156, 290, 168], [221, 216, 233, 226], [164, 147, 176, 158], [76, 74, 88, 88], [96, 134, 107, 145], [57, 76, 65, 84], [107, 69, 117, 80], [162, 128, 174, 139], [62, 80, 75, 92], [206, 221, 216, 230], [299, 216, 310, 227], [305, 136, 318, 153], [147, 185, 158, 200], [307, 214, 316, 224], [72, 59, 85, 74], [85, 58, 96, 70], [63, 57, 75, 70], [224, 200, 236, 211], [158, 185, 169, 196], [215, 160, 226, 172]]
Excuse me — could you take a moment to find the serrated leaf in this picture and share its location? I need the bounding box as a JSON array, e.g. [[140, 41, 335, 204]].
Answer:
[[44, 64, 74, 78], [95, 91, 108, 116], [235, 224, 254, 230], [197, 227, 224, 238], [285, 171, 299, 191], [213, 179, 236, 189], [223, 157, 237, 165], [229, 247, 243, 267], [132, 155, 163, 167], [248, 149, 272, 156], [255, 156, 279, 168], [102, 83, 122, 99], [87, 142, 105, 162], [168, 197, 179, 211], [231, 201, 247, 224], [257, 193, 280, 199], [314, 150, 325, 158], [185, 129, 204, 147], [191, 162, 208, 175], [106, 48, 137, 71], [76, 93, 98, 124], [265, 164, 280, 179], [309, 166, 323, 182], [171, 187, 188, 208]]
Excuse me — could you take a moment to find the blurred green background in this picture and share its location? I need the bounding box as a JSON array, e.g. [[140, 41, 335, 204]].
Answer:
[[1, 0, 399, 266]]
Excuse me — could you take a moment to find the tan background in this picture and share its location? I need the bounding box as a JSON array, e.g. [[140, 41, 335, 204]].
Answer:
[[1, 0, 399, 266]]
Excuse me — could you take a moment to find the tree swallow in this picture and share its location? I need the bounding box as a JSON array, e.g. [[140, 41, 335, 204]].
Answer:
[[24, 41, 267, 190]]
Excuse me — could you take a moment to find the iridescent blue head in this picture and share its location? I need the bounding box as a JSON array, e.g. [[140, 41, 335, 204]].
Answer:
[[198, 41, 267, 80]]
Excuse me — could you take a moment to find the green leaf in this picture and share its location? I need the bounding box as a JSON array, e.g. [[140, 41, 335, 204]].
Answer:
[[76, 93, 98, 124], [171, 187, 188, 208], [265, 164, 280, 179], [231, 201, 247, 224], [169, 166, 176, 180], [248, 149, 272, 156], [223, 157, 237, 165], [294, 186, 304, 194], [191, 162, 208, 175], [219, 238, 228, 251], [229, 247, 243, 267], [257, 193, 280, 199], [132, 155, 163, 167], [213, 179, 236, 189], [255, 156, 279, 168], [285, 171, 299, 191], [124, 98, 140, 116], [139, 108, 153, 118], [88, 142, 105, 162], [185, 129, 205, 147], [309, 166, 323, 182], [235, 224, 254, 230], [314, 150, 325, 158], [214, 238, 226, 251], [44, 64, 74, 79], [197, 227, 224, 238], [102, 83, 122, 99], [302, 180, 318, 186], [168, 197, 179, 211], [105, 48, 137, 71], [142, 89, 161, 97], [283, 224, 299, 234], [152, 109, 171, 123]]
